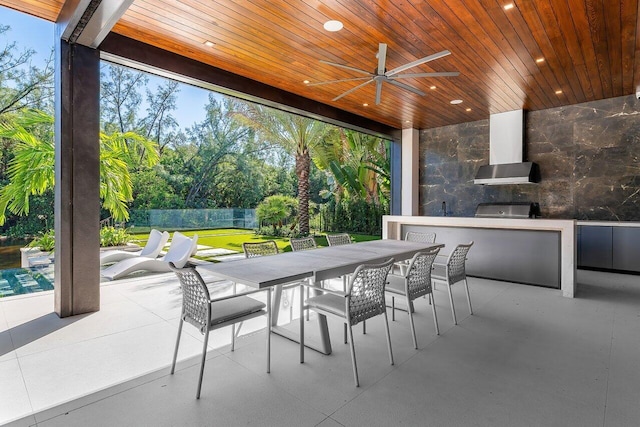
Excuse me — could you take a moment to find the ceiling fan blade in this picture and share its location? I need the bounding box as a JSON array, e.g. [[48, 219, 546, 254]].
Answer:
[[377, 43, 387, 75], [320, 60, 372, 76], [385, 50, 452, 77], [306, 77, 372, 86], [375, 80, 382, 105], [391, 71, 460, 79], [332, 79, 374, 101], [387, 79, 426, 97]]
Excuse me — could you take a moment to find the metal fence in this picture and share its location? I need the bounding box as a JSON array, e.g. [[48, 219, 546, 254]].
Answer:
[[129, 209, 257, 230]]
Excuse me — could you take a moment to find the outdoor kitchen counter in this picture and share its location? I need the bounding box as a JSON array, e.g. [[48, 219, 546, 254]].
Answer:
[[383, 216, 576, 298]]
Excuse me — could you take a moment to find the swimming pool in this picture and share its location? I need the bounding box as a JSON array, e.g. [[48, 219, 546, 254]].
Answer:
[[0, 267, 54, 298]]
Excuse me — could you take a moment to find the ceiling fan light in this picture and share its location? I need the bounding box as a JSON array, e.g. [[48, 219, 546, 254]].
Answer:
[[323, 20, 343, 32]]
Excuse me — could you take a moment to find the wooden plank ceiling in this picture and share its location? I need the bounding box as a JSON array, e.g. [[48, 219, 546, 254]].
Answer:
[[2, 0, 639, 130]]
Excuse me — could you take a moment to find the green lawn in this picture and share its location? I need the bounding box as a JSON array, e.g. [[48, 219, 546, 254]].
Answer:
[[130, 228, 381, 257]]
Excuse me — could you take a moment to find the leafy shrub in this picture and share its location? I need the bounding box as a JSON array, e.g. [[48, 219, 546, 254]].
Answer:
[[256, 224, 297, 238], [28, 229, 55, 252], [100, 226, 131, 247]]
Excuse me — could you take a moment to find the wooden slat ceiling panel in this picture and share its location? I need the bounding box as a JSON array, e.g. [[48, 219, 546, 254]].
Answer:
[[0, 0, 63, 22], [2, 0, 639, 130]]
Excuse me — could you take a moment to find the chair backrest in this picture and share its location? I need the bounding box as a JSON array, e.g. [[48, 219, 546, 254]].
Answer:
[[405, 231, 436, 244], [446, 242, 474, 284], [290, 236, 317, 252], [347, 258, 394, 325], [243, 240, 279, 258], [326, 233, 351, 246], [169, 263, 210, 334], [139, 229, 170, 258], [163, 233, 198, 268], [404, 247, 440, 300]]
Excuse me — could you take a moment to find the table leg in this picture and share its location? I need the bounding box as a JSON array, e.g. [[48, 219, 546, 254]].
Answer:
[[271, 279, 333, 355], [300, 280, 304, 363]]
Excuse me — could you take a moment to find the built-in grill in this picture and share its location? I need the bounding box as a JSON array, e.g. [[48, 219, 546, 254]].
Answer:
[[475, 202, 540, 219]]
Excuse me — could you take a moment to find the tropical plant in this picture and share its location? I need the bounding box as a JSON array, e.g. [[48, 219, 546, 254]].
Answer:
[[256, 194, 297, 234], [314, 129, 390, 206], [99, 130, 160, 220], [100, 226, 131, 247], [235, 103, 334, 235], [28, 228, 55, 252], [0, 109, 159, 225], [0, 109, 54, 225]]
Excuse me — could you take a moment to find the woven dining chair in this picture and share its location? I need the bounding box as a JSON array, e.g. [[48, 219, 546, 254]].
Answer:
[[301, 258, 395, 387], [242, 240, 279, 258], [243, 240, 300, 324], [290, 236, 317, 251], [326, 233, 352, 246], [325, 233, 359, 336], [169, 262, 271, 399], [290, 236, 317, 321], [395, 231, 437, 275], [386, 248, 440, 349], [431, 241, 474, 325]]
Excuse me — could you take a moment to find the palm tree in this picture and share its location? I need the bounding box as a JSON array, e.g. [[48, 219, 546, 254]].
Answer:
[[256, 194, 297, 234], [236, 103, 333, 235], [0, 109, 159, 225]]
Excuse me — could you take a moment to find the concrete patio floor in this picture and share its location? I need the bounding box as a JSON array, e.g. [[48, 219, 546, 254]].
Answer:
[[1, 269, 639, 426]]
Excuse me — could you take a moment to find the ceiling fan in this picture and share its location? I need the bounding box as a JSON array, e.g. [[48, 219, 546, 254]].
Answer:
[[309, 43, 460, 105]]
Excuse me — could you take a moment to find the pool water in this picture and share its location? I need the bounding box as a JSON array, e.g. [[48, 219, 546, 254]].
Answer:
[[0, 267, 54, 298], [0, 238, 31, 269]]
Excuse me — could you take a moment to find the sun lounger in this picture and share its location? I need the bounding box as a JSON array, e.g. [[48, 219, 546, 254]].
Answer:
[[100, 229, 170, 265], [100, 232, 198, 280]]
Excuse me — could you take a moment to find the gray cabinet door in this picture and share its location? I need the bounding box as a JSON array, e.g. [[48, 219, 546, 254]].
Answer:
[[579, 226, 612, 269], [612, 227, 640, 272]]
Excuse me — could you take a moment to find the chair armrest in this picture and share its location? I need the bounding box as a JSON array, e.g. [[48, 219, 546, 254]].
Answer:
[[299, 281, 347, 298], [209, 287, 268, 303]]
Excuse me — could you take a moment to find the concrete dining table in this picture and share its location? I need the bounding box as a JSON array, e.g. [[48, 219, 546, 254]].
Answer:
[[197, 239, 444, 357]]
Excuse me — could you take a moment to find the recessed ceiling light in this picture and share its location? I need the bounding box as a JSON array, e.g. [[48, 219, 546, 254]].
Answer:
[[405, 120, 411, 123], [555, 90, 563, 95], [535, 57, 545, 63], [303, 80, 310, 84], [323, 20, 343, 32], [466, 108, 472, 112], [362, 103, 369, 107], [504, 3, 514, 10], [450, 99, 463, 104], [204, 41, 215, 47], [430, 86, 437, 90]]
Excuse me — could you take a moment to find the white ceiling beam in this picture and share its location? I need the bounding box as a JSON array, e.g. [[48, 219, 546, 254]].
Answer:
[[57, 0, 133, 48]]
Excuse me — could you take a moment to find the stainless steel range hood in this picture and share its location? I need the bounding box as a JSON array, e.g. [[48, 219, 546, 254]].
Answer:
[[474, 110, 540, 185]]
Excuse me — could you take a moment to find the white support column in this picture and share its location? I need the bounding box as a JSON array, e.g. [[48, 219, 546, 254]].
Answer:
[[401, 128, 419, 216]]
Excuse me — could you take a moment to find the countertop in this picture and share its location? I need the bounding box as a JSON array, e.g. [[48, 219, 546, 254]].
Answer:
[[382, 215, 576, 298], [382, 215, 575, 231], [577, 221, 640, 227]]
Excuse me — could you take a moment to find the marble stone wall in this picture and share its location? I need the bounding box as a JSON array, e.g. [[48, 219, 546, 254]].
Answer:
[[419, 94, 640, 220]]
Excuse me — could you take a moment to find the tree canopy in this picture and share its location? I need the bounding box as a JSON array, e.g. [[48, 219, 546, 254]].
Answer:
[[0, 26, 390, 237]]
